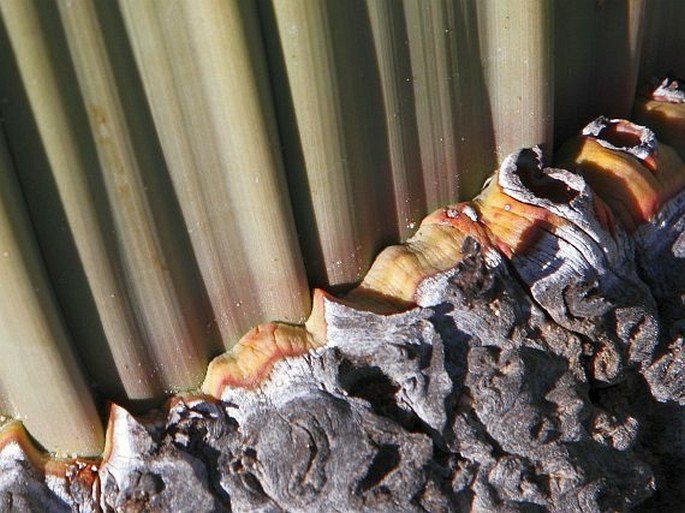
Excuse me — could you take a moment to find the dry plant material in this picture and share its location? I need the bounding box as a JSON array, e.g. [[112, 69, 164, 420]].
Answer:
[[2, 79, 685, 512], [403, 0, 497, 208], [119, 0, 311, 347], [57, 0, 210, 393], [639, 1, 685, 81], [0, 135, 103, 457], [633, 76, 685, 159], [556, 117, 685, 231], [554, 0, 647, 142], [366, 0, 426, 239], [476, 0, 554, 162], [0, 0, 163, 402], [202, 116, 683, 397], [346, 204, 494, 311], [203, 103, 685, 397], [265, 0, 397, 288]]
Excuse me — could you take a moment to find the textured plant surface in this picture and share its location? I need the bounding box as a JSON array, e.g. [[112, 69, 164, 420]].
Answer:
[[0, 2, 684, 511], [2, 98, 685, 511], [1, 0, 684, 457]]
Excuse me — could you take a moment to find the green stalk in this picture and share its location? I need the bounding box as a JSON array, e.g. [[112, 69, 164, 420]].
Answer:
[[119, 0, 310, 346], [0, 130, 103, 456], [0, 0, 167, 402], [55, 0, 210, 393], [476, 0, 554, 162], [403, 0, 497, 208], [264, 0, 397, 289]]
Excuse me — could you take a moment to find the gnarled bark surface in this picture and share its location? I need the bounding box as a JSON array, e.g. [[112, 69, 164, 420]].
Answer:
[[1, 95, 685, 512]]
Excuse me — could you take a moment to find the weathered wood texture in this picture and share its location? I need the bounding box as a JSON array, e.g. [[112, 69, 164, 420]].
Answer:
[[1, 85, 685, 512]]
